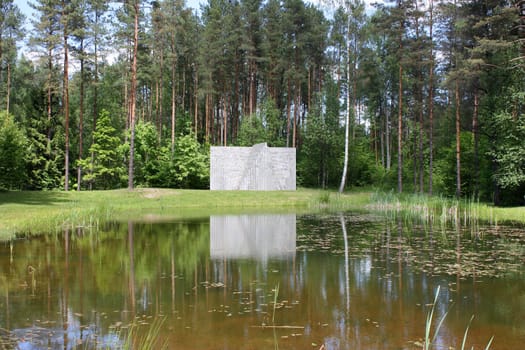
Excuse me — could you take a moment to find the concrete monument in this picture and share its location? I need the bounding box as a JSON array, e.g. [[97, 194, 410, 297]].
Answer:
[[210, 143, 296, 190]]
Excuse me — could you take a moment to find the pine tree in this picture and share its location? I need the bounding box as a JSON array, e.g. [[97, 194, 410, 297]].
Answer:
[[79, 109, 124, 189]]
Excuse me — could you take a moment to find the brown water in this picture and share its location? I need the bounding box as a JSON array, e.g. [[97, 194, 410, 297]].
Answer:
[[0, 213, 523, 350]]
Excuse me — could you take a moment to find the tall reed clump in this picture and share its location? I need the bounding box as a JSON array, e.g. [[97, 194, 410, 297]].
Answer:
[[423, 286, 493, 350], [122, 317, 168, 350], [368, 192, 505, 227]]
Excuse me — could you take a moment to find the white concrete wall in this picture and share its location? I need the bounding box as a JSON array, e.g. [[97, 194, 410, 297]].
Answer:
[[210, 143, 296, 190]]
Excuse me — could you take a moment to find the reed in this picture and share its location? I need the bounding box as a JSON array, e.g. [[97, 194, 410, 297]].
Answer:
[[424, 286, 448, 350], [272, 283, 280, 325], [369, 191, 524, 227], [126, 317, 167, 350], [423, 286, 494, 350]]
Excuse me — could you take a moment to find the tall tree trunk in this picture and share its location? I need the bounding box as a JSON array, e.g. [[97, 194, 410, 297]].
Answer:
[[194, 68, 198, 139], [159, 51, 164, 142], [6, 61, 10, 114], [47, 47, 53, 151], [397, 62, 403, 193], [416, 5, 424, 193], [397, 1, 404, 194], [286, 79, 291, 147], [339, 21, 351, 193], [386, 103, 391, 170], [455, 79, 461, 198], [292, 86, 299, 148], [90, 11, 100, 191], [428, 0, 434, 195], [224, 94, 229, 146], [171, 58, 176, 155], [63, 14, 70, 192], [78, 40, 85, 191], [473, 89, 479, 197], [128, 2, 139, 190], [249, 60, 256, 116]]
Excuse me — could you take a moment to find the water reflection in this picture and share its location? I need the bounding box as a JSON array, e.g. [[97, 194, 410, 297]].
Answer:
[[0, 214, 523, 349], [210, 214, 296, 260]]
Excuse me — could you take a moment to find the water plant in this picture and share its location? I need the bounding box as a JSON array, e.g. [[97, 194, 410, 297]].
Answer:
[[272, 283, 280, 325], [123, 317, 168, 350], [423, 286, 494, 350], [369, 191, 524, 227], [423, 286, 449, 350]]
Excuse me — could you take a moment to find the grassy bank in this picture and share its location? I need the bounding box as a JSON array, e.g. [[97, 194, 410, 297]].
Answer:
[[1, 188, 523, 240], [0, 188, 370, 239]]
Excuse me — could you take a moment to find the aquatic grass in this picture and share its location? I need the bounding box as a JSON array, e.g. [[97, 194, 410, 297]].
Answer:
[[272, 283, 280, 325], [124, 317, 168, 350], [98, 317, 168, 350], [423, 287, 494, 350], [424, 286, 449, 350], [369, 191, 524, 227]]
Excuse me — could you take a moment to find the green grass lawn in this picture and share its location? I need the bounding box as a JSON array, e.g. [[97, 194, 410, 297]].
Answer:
[[1, 188, 523, 240], [0, 188, 371, 239]]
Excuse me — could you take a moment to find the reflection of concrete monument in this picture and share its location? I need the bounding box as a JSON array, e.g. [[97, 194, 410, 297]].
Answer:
[[210, 214, 296, 260], [210, 143, 296, 190]]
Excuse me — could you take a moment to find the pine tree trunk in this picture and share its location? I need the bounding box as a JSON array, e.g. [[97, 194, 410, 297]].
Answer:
[[224, 94, 229, 146], [455, 79, 461, 198], [386, 104, 391, 170], [194, 69, 198, 139], [158, 45, 164, 139], [416, 5, 424, 193], [397, 1, 404, 194], [292, 85, 299, 148], [473, 90, 479, 197], [6, 62, 10, 114], [47, 48, 52, 151], [286, 79, 291, 147], [397, 63, 403, 194], [77, 40, 85, 191], [171, 59, 176, 155], [128, 2, 139, 190], [428, 0, 434, 195], [63, 19, 70, 191]]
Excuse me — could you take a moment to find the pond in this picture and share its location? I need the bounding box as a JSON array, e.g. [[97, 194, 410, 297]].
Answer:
[[0, 213, 524, 349]]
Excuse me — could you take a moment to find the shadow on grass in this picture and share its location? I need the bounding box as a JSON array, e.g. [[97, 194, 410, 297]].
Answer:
[[0, 191, 69, 206]]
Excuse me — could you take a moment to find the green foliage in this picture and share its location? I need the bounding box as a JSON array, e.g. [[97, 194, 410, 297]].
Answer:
[[24, 115, 62, 190], [298, 91, 342, 188], [79, 110, 125, 189], [236, 98, 285, 147], [236, 114, 267, 146], [148, 129, 209, 189], [434, 132, 491, 199], [261, 98, 285, 146], [488, 110, 525, 191], [172, 133, 209, 189], [134, 121, 161, 186], [0, 112, 27, 190]]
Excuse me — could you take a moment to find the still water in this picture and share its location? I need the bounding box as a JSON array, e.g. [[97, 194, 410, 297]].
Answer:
[[0, 213, 523, 349]]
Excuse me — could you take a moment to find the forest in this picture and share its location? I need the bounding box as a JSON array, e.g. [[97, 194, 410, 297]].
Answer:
[[0, 0, 523, 205]]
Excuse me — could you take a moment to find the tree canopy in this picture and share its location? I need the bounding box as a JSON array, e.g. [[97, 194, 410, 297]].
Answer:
[[0, 0, 523, 205]]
